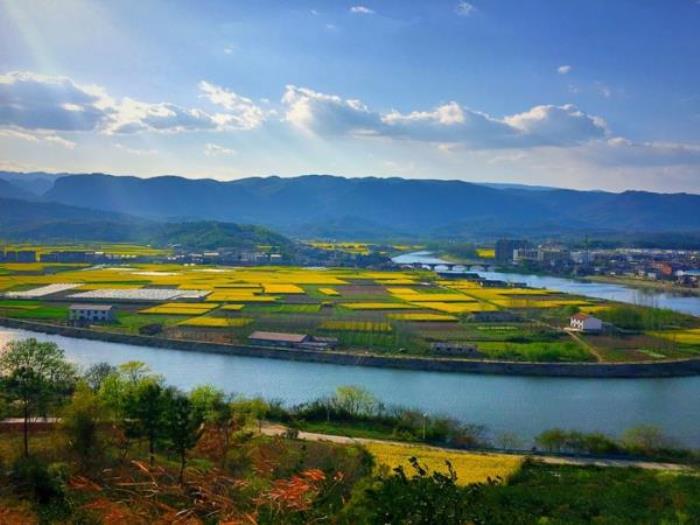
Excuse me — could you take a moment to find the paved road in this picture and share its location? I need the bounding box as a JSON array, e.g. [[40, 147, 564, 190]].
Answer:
[[261, 424, 693, 472]]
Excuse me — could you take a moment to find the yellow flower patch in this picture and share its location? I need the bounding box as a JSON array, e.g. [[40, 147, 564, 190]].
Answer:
[[650, 329, 700, 345], [220, 304, 245, 311], [262, 283, 305, 294], [364, 442, 523, 486], [179, 317, 252, 328]]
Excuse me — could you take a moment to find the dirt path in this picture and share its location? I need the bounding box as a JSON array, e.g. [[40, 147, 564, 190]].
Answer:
[[566, 328, 604, 362], [261, 424, 693, 472]]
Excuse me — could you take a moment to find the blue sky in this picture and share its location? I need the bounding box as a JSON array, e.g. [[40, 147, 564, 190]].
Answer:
[[1, 0, 699, 192]]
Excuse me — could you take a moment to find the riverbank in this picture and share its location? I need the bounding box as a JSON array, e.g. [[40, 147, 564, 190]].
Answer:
[[587, 275, 700, 296], [3, 317, 700, 378]]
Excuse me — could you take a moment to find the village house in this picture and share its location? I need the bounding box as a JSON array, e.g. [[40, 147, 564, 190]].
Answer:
[[569, 313, 603, 332], [247, 331, 338, 350], [69, 304, 116, 324]]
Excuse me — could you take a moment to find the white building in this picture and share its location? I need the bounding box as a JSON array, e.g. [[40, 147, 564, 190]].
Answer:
[[69, 304, 116, 323], [569, 313, 603, 332]]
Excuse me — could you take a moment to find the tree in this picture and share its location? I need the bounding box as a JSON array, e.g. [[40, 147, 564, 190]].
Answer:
[[190, 385, 235, 466], [124, 378, 167, 466], [61, 382, 106, 468], [622, 425, 674, 454], [83, 362, 117, 391], [165, 389, 204, 483], [333, 386, 378, 417], [535, 428, 569, 453], [0, 338, 75, 457]]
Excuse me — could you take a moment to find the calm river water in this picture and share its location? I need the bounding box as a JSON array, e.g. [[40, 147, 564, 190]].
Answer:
[[2, 327, 699, 447], [392, 251, 700, 316]]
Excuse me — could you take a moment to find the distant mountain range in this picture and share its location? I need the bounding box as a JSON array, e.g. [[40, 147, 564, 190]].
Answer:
[[1, 170, 700, 239]]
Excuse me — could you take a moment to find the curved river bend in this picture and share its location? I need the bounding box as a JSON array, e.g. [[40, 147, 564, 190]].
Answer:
[[2, 327, 699, 448], [393, 251, 700, 316]]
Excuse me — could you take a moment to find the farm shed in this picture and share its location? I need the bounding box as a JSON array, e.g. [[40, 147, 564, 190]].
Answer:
[[69, 304, 116, 324]]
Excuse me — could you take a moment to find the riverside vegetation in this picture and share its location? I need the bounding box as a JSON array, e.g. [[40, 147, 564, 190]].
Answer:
[[1, 254, 700, 365], [1, 338, 700, 523]]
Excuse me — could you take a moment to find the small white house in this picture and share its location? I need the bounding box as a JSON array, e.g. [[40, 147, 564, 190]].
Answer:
[[69, 304, 116, 323], [569, 313, 603, 332]]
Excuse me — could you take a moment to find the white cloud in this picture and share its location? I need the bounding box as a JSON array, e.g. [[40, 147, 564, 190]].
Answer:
[[557, 65, 572, 75], [455, 1, 475, 16], [0, 71, 109, 131], [0, 71, 264, 136], [350, 6, 374, 14], [223, 45, 234, 55], [198, 81, 267, 129], [0, 127, 76, 149], [504, 104, 608, 145], [204, 143, 237, 157], [282, 85, 607, 148]]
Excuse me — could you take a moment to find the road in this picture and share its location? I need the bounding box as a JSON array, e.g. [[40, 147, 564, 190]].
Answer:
[[261, 424, 693, 472]]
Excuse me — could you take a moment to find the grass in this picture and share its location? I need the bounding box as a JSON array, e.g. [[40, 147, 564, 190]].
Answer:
[[477, 341, 594, 362], [3, 306, 68, 320], [320, 321, 393, 332], [483, 461, 700, 523], [364, 441, 524, 486]]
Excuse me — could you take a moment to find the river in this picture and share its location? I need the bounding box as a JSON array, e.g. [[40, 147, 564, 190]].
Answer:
[[2, 327, 699, 448], [392, 252, 700, 316]]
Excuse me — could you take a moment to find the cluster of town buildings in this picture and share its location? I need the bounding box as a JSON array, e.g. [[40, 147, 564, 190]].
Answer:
[[495, 239, 700, 289]]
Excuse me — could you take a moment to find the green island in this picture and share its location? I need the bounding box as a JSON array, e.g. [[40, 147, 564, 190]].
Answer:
[[1, 250, 699, 369]]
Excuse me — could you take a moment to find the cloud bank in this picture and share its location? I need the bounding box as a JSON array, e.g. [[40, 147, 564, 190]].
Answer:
[[282, 85, 608, 148]]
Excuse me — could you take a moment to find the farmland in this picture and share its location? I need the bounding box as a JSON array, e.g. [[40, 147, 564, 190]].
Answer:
[[1, 254, 699, 364]]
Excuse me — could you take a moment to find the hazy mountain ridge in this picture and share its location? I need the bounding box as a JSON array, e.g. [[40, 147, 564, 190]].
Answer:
[[38, 172, 700, 235]]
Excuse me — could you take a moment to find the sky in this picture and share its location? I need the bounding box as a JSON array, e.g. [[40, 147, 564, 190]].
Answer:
[[1, 0, 699, 193]]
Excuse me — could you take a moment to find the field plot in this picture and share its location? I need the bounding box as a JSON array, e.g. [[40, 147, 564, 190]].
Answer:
[[262, 283, 304, 294], [388, 313, 457, 322], [4, 283, 80, 298], [416, 301, 496, 313], [341, 302, 416, 310], [179, 317, 252, 328], [364, 442, 523, 486], [68, 288, 210, 301], [320, 321, 393, 332], [650, 329, 700, 345], [140, 302, 217, 315]]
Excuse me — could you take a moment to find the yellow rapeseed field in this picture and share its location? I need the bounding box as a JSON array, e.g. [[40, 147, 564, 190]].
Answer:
[[220, 304, 245, 311], [394, 293, 475, 302], [179, 317, 252, 328], [363, 442, 524, 486], [476, 248, 496, 259], [651, 329, 700, 345], [262, 283, 305, 294], [318, 287, 340, 296]]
